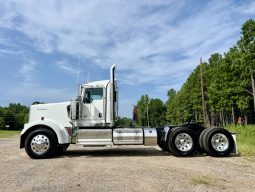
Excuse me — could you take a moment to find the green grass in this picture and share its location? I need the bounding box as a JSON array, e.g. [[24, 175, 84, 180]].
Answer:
[[0, 130, 20, 138], [191, 176, 214, 185], [227, 125, 255, 157]]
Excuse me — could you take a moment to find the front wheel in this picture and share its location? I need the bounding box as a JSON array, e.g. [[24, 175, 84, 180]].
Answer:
[[24, 128, 57, 159], [167, 127, 197, 157]]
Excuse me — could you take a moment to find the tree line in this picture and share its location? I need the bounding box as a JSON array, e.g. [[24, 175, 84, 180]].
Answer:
[[0, 102, 44, 130], [0, 103, 29, 130], [135, 19, 255, 127]]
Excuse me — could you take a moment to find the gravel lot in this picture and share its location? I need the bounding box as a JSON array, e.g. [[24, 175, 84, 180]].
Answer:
[[1, 136, 255, 192]]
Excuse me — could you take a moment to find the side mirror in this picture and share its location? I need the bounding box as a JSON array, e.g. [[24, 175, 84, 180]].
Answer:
[[70, 99, 79, 120]]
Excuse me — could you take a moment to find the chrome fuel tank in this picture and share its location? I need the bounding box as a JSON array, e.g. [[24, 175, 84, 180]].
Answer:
[[143, 128, 157, 146], [113, 128, 143, 145], [77, 129, 112, 145], [113, 128, 158, 146]]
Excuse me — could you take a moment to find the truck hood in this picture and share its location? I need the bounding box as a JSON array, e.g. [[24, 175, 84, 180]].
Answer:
[[29, 102, 71, 126]]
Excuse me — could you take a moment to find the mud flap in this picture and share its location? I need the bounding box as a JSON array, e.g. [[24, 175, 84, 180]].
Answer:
[[231, 132, 238, 155]]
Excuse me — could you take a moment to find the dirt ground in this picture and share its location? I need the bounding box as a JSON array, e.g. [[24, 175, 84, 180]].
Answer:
[[0, 136, 255, 192]]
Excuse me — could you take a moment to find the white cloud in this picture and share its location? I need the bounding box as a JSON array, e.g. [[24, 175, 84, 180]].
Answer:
[[0, 36, 23, 55], [0, 48, 23, 55], [0, 0, 254, 104], [0, 75, 74, 105], [0, 37, 16, 48], [242, 1, 255, 14], [57, 60, 78, 75], [18, 59, 38, 84], [8, 84, 74, 105], [0, 60, 76, 106]]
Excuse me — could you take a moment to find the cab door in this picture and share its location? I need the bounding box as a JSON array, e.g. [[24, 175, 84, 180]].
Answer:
[[81, 87, 105, 126]]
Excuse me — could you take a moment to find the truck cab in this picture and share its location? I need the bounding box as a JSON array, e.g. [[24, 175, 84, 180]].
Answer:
[[71, 65, 118, 128]]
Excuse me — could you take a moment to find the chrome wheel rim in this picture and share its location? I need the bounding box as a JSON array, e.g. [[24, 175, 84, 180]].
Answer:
[[211, 133, 229, 152], [175, 133, 193, 152], [30, 134, 50, 155]]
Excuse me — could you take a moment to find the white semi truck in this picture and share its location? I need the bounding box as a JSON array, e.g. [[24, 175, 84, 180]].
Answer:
[[20, 65, 236, 159]]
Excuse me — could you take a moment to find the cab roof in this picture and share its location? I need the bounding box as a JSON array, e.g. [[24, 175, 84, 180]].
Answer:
[[81, 80, 110, 88]]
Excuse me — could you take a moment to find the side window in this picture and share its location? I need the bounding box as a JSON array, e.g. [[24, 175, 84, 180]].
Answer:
[[83, 88, 103, 103]]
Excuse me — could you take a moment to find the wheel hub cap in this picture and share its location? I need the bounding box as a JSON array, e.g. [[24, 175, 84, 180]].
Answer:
[[175, 133, 193, 152], [30, 134, 50, 155], [211, 133, 229, 152]]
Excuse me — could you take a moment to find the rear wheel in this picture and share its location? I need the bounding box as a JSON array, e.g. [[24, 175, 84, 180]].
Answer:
[[167, 127, 197, 157], [203, 128, 234, 157], [165, 129, 173, 153], [199, 128, 211, 150], [25, 128, 57, 159]]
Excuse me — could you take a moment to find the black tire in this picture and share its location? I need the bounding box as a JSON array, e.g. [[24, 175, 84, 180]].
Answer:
[[157, 128, 173, 152], [167, 127, 197, 157], [24, 128, 57, 159], [158, 141, 167, 151], [199, 128, 211, 150], [165, 128, 173, 153], [56, 144, 70, 155], [203, 128, 234, 157]]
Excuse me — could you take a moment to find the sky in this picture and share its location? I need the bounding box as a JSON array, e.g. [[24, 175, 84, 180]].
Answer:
[[0, 0, 255, 117]]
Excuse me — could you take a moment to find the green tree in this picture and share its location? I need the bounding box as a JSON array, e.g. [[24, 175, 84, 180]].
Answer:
[[3, 110, 16, 130], [166, 65, 204, 124], [0, 103, 29, 130], [115, 117, 134, 127], [166, 89, 176, 106], [0, 108, 5, 129], [238, 19, 255, 114], [166, 19, 255, 125], [136, 95, 150, 126], [166, 88, 177, 124], [0, 117, 5, 129], [148, 98, 166, 127]]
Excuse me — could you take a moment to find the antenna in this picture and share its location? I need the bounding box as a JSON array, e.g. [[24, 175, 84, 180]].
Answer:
[[147, 102, 150, 127], [76, 55, 81, 97], [77, 54, 80, 85], [87, 72, 90, 82]]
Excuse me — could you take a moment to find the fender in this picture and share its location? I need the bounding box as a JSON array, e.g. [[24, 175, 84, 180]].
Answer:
[[20, 119, 71, 148]]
